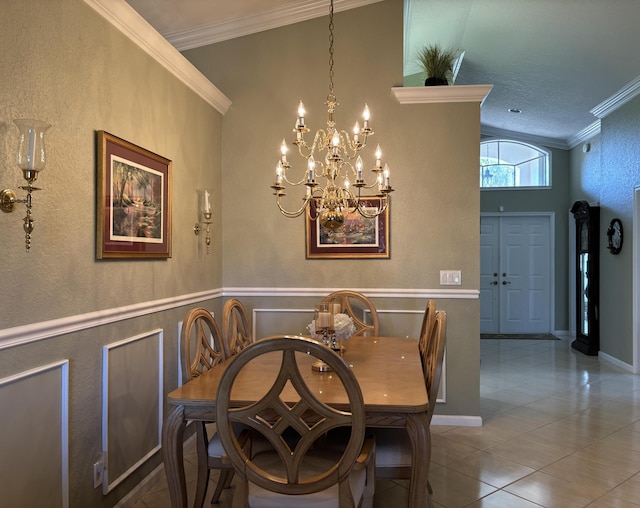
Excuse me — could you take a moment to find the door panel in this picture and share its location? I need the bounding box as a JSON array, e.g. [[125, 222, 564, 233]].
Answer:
[[480, 217, 499, 333], [481, 215, 551, 334]]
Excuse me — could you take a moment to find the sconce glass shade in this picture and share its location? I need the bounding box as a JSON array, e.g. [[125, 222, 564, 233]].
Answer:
[[198, 189, 213, 220], [15, 119, 51, 179]]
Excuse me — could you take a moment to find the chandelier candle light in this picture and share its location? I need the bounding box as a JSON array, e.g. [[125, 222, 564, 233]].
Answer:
[[271, 0, 394, 230]]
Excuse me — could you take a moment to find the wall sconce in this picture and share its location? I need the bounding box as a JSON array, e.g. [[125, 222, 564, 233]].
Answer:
[[1, 119, 51, 252], [193, 189, 212, 254]]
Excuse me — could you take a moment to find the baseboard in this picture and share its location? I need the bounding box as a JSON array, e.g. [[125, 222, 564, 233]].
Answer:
[[432, 415, 483, 427], [599, 351, 635, 373], [114, 432, 196, 508]]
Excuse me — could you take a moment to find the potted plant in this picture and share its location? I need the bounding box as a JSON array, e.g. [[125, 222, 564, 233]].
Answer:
[[417, 43, 459, 86]]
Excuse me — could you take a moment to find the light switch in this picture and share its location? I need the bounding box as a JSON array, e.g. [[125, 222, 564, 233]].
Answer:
[[440, 270, 462, 285]]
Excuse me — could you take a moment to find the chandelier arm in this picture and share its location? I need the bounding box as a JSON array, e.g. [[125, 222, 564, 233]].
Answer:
[[296, 129, 328, 159], [357, 180, 382, 190], [337, 130, 363, 159], [275, 194, 313, 218], [338, 160, 358, 179], [341, 189, 360, 215], [281, 171, 309, 187], [356, 198, 388, 218]]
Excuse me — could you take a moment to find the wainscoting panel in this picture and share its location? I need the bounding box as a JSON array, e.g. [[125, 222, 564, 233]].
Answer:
[[0, 360, 69, 508], [102, 329, 163, 494]]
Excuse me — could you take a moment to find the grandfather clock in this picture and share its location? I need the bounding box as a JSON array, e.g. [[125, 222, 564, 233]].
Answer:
[[571, 200, 599, 355]]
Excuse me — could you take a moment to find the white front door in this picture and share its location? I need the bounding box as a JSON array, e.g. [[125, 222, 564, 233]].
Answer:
[[480, 214, 552, 334], [480, 217, 500, 333]]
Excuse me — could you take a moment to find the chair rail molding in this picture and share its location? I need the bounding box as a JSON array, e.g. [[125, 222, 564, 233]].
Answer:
[[0, 287, 477, 351], [0, 289, 222, 351], [224, 286, 479, 299]]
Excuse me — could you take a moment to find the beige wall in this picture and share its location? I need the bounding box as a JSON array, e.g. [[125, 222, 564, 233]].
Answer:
[[186, 0, 481, 416], [0, 1, 223, 506]]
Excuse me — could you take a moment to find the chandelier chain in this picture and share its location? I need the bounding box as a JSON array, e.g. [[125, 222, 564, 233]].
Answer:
[[327, 0, 335, 102]]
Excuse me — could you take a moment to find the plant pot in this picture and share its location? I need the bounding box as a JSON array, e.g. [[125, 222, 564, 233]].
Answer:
[[424, 77, 448, 86]]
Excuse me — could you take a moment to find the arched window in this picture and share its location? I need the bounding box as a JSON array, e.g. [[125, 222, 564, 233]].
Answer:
[[480, 139, 550, 189]]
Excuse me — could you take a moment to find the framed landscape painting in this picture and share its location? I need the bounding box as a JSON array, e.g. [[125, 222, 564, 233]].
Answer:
[[305, 198, 389, 259], [97, 131, 172, 259]]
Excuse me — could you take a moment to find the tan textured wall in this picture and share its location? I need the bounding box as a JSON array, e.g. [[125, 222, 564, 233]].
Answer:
[[186, 0, 481, 416], [0, 1, 223, 329], [0, 1, 223, 506]]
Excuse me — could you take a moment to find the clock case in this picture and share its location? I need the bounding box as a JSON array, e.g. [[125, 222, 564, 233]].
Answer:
[[571, 200, 600, 356]]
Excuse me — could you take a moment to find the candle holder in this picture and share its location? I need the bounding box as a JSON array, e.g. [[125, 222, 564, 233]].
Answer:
[[312, 303, 334, 372], [1, 119, 51, 252], [194, 189, 213, 254]]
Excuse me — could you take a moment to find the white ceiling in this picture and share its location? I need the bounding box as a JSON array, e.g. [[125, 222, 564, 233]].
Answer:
[[126, 0, 640, 149]]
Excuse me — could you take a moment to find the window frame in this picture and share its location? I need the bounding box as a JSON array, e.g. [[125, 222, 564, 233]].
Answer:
[[480, 139, 551, 190]]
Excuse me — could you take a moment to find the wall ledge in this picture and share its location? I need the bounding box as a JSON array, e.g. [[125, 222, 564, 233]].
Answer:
[[392, 84, 494, 106]]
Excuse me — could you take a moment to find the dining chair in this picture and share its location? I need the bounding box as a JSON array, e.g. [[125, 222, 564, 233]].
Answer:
[[371, 310, 447, 493], [321, 290, 380, 336], [418, 299, 436, 383], [215, 335, 376, 508], [221, 298, 253, 356], [180, 307, 239, 506]]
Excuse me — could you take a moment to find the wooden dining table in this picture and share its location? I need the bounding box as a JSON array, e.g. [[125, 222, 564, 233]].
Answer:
[[162, 335, 432, 508]]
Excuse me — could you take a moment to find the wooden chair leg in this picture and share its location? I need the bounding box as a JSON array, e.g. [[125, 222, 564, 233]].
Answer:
[[194, 423, 211, 508], [211, 470, 234, 504]]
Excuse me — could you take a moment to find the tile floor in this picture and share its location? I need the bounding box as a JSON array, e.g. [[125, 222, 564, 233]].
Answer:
[[134, 336, 640, 507]]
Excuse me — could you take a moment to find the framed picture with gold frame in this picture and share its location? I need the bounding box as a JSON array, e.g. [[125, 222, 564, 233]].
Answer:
[[97, 131, 172, 259], [305, 198, 389, 259]]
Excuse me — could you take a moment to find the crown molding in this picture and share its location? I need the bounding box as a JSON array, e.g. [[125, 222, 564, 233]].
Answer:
[[481, 126, 570, 150], [83, 0, 231, 114], [392, 85, 494, 105], [567, 120, 601, 149], [591, 74, 640, 119], [167, 0, 384, 51]]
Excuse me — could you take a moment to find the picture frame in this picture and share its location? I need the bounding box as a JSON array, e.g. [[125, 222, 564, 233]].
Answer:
[[305, 198, 389, 259], [97, 131, 172, 259]]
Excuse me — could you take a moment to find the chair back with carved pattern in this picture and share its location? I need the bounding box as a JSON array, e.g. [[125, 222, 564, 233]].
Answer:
[[216, 335, 375, 507], [321, 290, 380, 336], [222, 298, 253, 357], [181, 307, 226, 381]]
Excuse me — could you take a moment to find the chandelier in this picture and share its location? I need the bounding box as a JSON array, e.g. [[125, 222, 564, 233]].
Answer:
[[271, 0, 393, 230]]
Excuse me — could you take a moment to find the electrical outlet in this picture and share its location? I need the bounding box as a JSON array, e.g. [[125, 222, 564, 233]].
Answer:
[[93, 460, 104, 488]]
